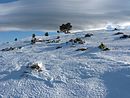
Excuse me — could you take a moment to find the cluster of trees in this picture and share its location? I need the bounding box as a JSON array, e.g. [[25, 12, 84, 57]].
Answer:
[[29, 22, 72, 44], [59, 23, 72, 33], [7, 22, 72, 44]]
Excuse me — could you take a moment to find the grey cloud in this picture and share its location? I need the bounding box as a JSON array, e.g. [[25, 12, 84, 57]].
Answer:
[[0, 0, 130, 31], [0, 0, 18, 4]]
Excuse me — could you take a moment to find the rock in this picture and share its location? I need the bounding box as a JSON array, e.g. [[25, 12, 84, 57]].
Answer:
[[76, 48, 87, 51], [84, 33, 93, 37]]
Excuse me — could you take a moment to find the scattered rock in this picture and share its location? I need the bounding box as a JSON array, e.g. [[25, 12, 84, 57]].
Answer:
[[68, 38, 85, 44], [56, 46, 62, 49], [120, 34, 130, 39], [84, 33, 93, 37], [114, 32, 124, 35], [76, 48, 87, 51], [56, 36, 60, 39], [113, 28, 119, 31]]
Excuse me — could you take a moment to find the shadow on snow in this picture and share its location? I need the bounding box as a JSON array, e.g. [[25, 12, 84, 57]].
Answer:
[[102, 68, 130, 98], [0, 66, 65, 88]]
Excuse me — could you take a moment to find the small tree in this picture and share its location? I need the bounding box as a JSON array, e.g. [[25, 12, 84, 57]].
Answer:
[[59, 23, 72, 33], [57, 31, 60, 33], [98, 43, 106, 50], [14, 38, 17, 41], [31, 34, 36, 44], [98, 43, 110, 51], [32, 34, 35, 38], [45, 32, 49, 36]]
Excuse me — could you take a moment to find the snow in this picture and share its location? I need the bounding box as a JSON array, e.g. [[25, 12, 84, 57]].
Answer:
[[105, 24, 124, 31], [0, 30, 130, 98]]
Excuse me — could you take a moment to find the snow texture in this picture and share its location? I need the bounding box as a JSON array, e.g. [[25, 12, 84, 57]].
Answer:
[[0, 30, 130, 98]]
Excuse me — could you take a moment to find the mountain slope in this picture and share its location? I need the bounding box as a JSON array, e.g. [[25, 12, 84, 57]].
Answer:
[[0, 30, 130, 98]]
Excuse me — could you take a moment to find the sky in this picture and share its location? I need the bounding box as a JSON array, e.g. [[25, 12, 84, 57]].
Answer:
[[0, 0, 130, 31]]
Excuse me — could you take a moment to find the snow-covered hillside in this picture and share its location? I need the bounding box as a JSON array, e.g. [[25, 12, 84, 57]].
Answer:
[[0, 30, 130, 98]]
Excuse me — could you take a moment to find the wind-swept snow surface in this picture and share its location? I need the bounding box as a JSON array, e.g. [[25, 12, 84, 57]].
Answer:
[[0, 30, 130, 98]]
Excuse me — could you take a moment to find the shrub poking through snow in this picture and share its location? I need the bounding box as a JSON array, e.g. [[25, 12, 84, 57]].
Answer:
[[47, 39, 60, 43], [103, 48, 110, 51], [57, 31, 60, 33], [1, 46, 22, 51], [120, 34, 130, 39], [114, 32, 124, 35], [30, 64, 40, 69], [32, 33, 35, 38], [74, 38, 81, 42], [30, 62, 43, 72], [84, 33, 93, 37], [68, 38, 85, 44], [98, 43, 106, 49], [17, 46, 22, 49], [45, 32, 49, 36], [56, 36, 60, 39], [14, 38, 17, 41], [74, 38, 85, 44], [76, 48, 87, 51], [31, 34, 36, 44], [98, 43, 110, 51], [56, 46, 62, 49], [68, 39, 74, 42], [1, 47, 15, 51]]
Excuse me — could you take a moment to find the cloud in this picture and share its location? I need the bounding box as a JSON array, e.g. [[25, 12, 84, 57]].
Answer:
[[0, 0, 18, 4], [0, 0, 130, 31]]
